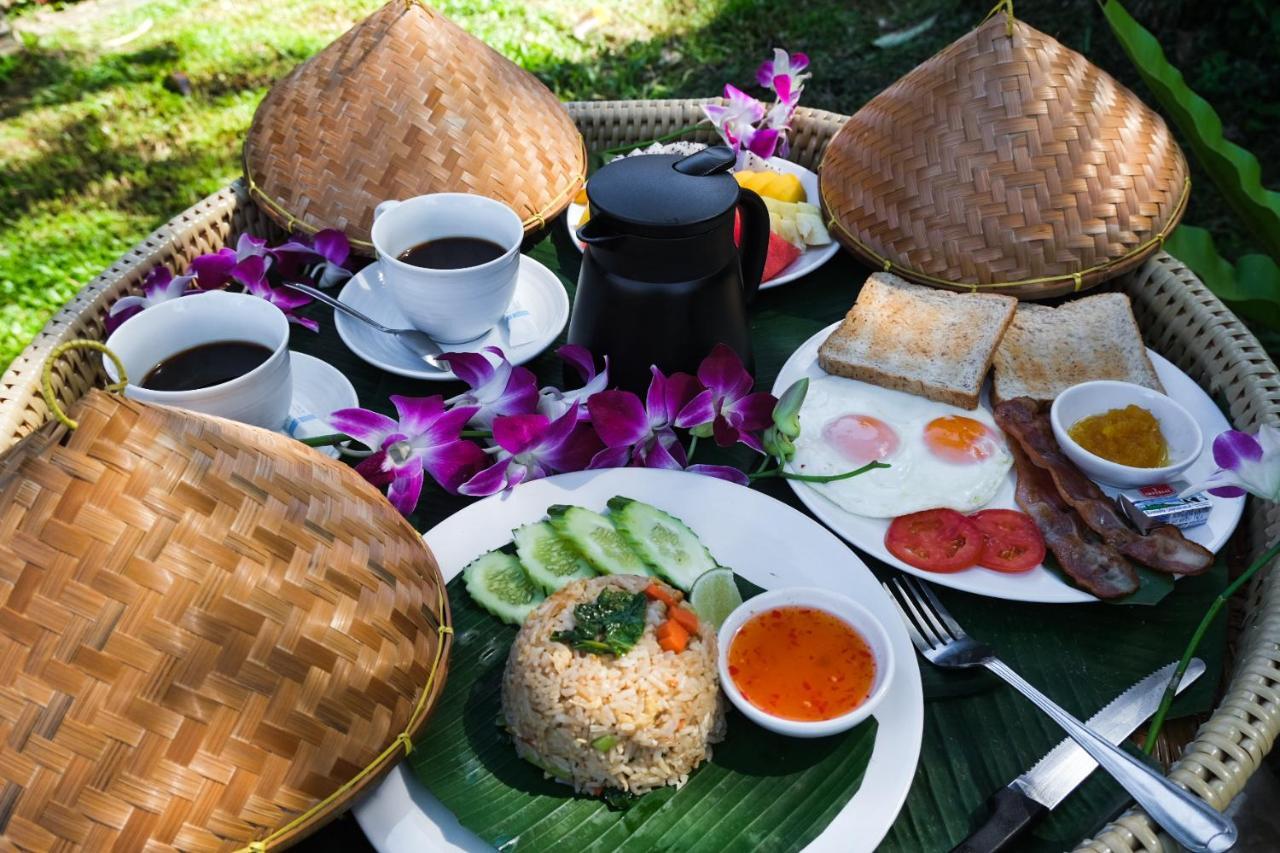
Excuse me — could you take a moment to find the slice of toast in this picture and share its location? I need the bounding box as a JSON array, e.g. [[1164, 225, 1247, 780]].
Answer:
[[817, 273, 1017, 410], [992, 293, 1163, 404]]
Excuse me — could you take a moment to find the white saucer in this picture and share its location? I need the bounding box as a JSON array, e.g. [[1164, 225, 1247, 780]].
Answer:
[[333, 256, 570, 381], [283, 352, 359, 458]]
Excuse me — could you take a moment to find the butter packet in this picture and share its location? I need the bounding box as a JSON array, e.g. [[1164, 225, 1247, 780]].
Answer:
[[1115, 482, 1212, 532]]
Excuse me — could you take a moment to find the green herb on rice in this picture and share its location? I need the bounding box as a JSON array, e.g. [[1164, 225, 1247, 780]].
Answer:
[[551, 588, 647, 656]]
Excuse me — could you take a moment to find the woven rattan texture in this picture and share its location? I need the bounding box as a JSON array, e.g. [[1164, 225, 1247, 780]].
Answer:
[[1, 100, 1277, 853], [820, 15, 1189, 299], [242, 1, 586, 252], [0, 391, 450, 850]]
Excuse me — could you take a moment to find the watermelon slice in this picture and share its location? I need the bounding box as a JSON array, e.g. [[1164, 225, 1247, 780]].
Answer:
[[735, 212, 803, 282], [763, 231, 802, 281]]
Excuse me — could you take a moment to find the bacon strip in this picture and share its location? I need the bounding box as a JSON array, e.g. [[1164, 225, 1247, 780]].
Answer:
[[995, 397, 1214, 576], [1010, 444, 1138, 598]]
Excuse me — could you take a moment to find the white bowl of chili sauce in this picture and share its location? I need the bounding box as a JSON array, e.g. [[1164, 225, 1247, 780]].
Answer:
[[717, 588, 895, 738]]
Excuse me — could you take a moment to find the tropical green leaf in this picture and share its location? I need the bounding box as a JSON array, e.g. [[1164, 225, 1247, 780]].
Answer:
[[1165, 225, 1280, 330], [410, 576, 879, 852], [1101, 0, 1280, 259]]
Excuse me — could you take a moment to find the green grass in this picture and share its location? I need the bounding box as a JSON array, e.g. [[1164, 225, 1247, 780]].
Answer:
[[2, 0, 1277, 371]]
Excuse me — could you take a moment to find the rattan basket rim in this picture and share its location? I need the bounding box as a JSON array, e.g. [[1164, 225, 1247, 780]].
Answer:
[[2, 98, 1279, 853]]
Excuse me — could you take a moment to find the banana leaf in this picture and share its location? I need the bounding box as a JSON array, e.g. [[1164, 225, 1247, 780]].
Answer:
[[1164, 225, 1280, 330], [410, 576, 879, 852], [1102, 0, 1280, 260]]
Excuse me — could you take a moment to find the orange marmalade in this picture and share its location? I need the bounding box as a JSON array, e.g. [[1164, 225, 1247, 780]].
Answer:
[[727, 606, 876, 721], [1068, 404, 1169, 468]]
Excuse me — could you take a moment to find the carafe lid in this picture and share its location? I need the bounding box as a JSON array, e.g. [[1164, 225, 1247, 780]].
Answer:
[[585, 146, 741, 238]]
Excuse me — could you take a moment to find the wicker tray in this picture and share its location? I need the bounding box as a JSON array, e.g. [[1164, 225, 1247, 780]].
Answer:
[[2, 99, 1279, 853]]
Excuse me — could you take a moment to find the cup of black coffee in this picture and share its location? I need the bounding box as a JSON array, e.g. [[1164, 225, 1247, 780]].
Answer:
[[371, 193, 523, 342], [103, 290, 292, 428]]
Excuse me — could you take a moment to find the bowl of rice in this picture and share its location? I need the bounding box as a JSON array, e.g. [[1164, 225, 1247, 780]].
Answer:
[[502, 574, 726, 795]]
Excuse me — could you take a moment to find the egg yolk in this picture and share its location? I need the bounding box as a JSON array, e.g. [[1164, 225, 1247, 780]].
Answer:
[[823, 414, 900, 464], [923, 416, 997, 464]]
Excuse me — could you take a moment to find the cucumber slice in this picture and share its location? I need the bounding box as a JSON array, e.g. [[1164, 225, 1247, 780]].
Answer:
[[513, 521, 595, 592], [607, 496, 717, 591], [547, 505, 652, 577], [462, 550, 545, 626]]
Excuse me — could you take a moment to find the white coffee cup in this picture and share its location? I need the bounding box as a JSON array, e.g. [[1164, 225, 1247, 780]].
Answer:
[[103, 290, 293, 429], [371, 193, 523, 343]]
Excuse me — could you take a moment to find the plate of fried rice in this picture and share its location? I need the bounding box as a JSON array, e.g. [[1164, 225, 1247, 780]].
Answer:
[[354, 468, 923, 853]]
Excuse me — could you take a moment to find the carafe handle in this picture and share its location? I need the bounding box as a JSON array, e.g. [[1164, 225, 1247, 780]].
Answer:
[[735, 188, 769, 304]]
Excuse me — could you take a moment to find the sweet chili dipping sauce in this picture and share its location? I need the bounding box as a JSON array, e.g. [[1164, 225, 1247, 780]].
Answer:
[[727, 606, 876, 721]]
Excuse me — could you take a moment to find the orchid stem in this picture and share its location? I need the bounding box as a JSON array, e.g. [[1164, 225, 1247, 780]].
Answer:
[[598, 121, 709, 156], [461, 429, 492, 439], [687, 435, 699, 462], [1141, 538, 1280, 754], [750, 461, 889, 483], [753, 456, 773, 475], [299, 432, 351, 447]]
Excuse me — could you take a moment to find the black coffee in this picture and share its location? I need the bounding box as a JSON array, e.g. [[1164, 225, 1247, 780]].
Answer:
[[142, 341, 273, 392], [397, 236, 505, 270]]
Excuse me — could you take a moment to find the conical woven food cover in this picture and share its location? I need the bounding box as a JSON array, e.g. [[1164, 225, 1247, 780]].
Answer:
[[244, 1, 585, 252], [0, 391, 451, 849], [820, 14, 1189, 298]]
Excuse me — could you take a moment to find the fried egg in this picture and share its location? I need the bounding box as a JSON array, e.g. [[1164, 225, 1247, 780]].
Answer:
[[790, 376, 1012, 518]]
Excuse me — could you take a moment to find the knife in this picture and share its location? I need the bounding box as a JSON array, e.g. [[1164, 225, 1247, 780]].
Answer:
[[951, 658, 1207, 853]]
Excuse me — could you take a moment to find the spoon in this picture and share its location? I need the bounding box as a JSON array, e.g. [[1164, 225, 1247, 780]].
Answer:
[[284, 281, 447, 372]]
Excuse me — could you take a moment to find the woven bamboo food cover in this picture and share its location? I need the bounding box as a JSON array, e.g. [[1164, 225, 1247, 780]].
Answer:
[[819, 14, 1190, 299], [2, 101, 1280, 853], [242, 0, 586, 252], [0, 390, 451, 850]]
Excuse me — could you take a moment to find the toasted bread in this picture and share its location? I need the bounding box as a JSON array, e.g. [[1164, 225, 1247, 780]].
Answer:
[[817, 273, 1017, 410], [992, 294, 1163, 404]]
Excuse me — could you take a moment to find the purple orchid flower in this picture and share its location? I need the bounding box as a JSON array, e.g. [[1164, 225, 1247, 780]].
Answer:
[[330, 395, 486, 513], [459, 409, 603, 496], [442, 347, 539, 428], [757, 49, 810, 105], [538, 345, 610, 421], [1184, 425, 1280, 500], [676, 343, 776, 451], [274, 229, 353, 289], [703, 83, 766, 148], [105, 265, 196, 333], [190, 236, 272, 291], [243, 270, 319, 332], [587, 366, 703, 470]]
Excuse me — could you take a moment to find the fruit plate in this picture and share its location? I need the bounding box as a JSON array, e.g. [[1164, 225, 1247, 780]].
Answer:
[[352, 468, 924, 853], [773, 323, 1246, 604], [565, 158, 840, 290]]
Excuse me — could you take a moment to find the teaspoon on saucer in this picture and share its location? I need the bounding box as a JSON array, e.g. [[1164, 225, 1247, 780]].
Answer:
[[284, 281, 448, 372]]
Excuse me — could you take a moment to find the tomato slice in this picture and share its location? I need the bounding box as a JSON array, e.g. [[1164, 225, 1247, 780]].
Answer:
[[970, 509, 1046, 573], [885, 509, 983, 573]]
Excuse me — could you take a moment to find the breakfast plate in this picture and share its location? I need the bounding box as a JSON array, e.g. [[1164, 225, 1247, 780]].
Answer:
[[352, 468, 924, 853], [774, 323, 1246, 604], [565, 157, 839, 290], [333, 255, 569, 381]]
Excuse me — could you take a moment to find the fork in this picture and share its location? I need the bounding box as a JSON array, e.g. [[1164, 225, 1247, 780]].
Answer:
[[882, 574, 1236, 853]]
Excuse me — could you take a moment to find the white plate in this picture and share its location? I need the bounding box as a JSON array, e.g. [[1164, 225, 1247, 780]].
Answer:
[[565, 157, 840, 290], [773, 324, 1246, 603], [281, 352, 357, 459], [353, 468, 924, 853], [333, 256, 570, 381]]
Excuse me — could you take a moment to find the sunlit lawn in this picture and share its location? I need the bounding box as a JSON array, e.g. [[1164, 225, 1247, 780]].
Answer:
[[2, 0, 1276, 369]]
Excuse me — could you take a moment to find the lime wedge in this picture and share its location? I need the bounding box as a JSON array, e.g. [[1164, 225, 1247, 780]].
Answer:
[[689, 568, 743, 630]]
